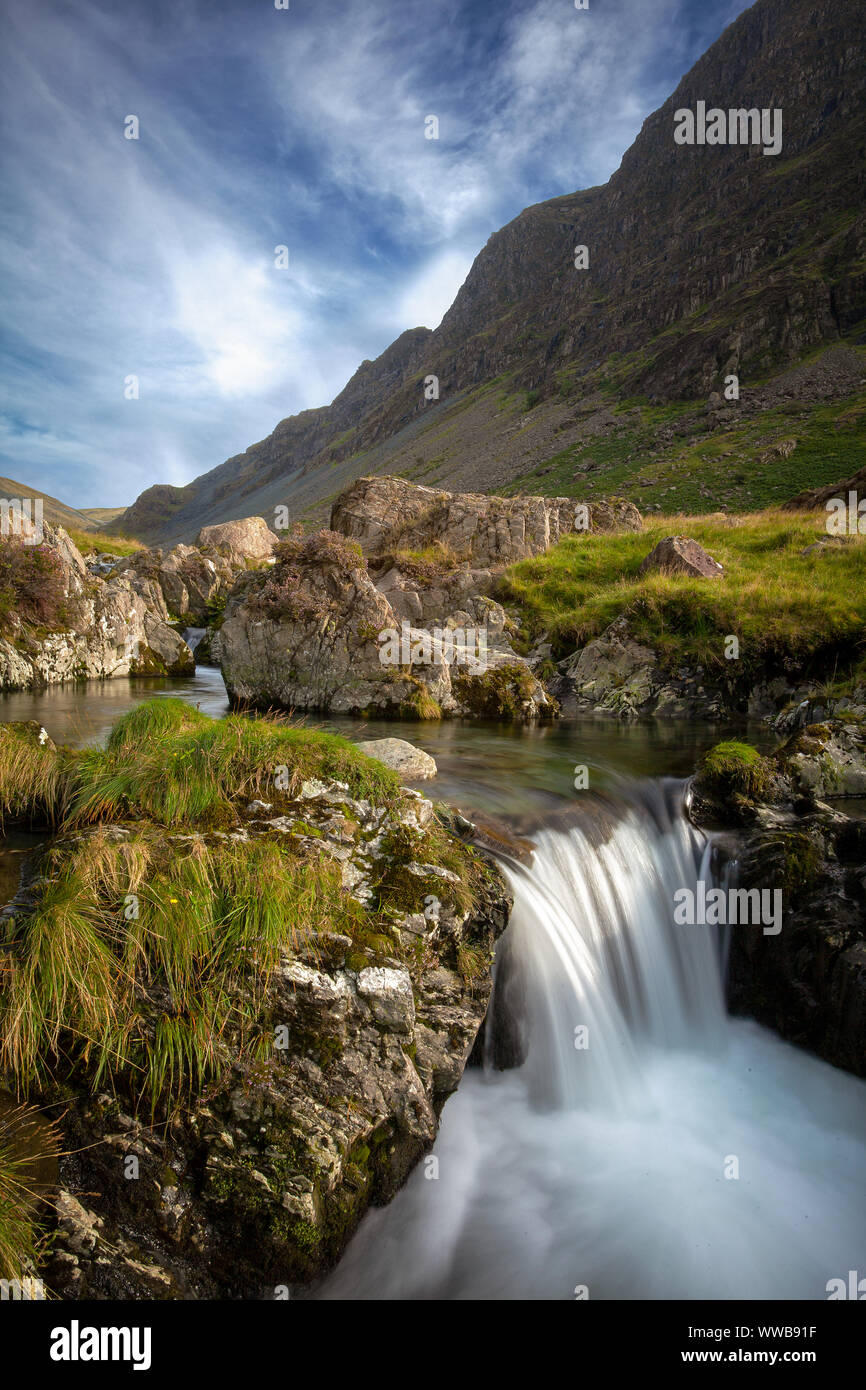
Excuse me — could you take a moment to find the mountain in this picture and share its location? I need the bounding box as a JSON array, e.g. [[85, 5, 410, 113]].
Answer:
[[116, 0, 866, 547]]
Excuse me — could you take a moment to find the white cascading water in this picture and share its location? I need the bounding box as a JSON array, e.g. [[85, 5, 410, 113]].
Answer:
[[319, 782, 866, 1300]]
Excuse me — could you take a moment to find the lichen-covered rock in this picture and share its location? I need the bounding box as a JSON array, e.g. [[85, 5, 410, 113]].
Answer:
[[196, 517, 279, 564], [220, 536, 551, 721], [638, 535, 724, 579], [689, 720, 866, 1077], [330, 476, 641, 565], [32, 782, 512, 1299], [778, 721, 866, 798], [0, 526, 194, 689], [115, 515, 276, 626]]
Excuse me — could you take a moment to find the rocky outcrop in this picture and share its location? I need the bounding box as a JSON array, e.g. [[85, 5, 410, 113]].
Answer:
[[0, 527, 194, 690], [552, 615, 727, 720], [638, 536, 724, 580], [24, 778, 511, 1298], [689, 722, 866, 1076], [782, 462, 866, 513], [220, 526, 552, 721], [114, 519, 277, 628], [331, 476, 641, 565]]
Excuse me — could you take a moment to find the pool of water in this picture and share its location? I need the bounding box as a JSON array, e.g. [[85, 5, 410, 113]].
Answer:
[[0, 664, 778, 818]]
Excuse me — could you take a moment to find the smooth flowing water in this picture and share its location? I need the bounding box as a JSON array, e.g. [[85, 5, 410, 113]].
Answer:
[[319, 785, 866, 1301], [2, 668, 864, 1300]]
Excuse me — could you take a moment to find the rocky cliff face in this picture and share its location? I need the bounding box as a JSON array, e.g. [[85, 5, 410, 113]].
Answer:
[[330, 477, 641, 564], [115, 0, 866, 546]]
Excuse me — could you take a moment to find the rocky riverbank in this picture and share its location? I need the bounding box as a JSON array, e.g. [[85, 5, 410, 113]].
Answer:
[[0, 517, 278, 692], [689, 720, 866, 1075], [0, 707, 510, 1296]]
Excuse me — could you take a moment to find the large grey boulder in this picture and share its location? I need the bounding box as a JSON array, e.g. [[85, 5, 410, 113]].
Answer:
[[331, 476, 641, 566], [220, 531, 551, 720], [196, 516, 279, 564]]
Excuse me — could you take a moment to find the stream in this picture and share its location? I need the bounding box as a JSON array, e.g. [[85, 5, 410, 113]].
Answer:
[[2, 666, 864, 1300]]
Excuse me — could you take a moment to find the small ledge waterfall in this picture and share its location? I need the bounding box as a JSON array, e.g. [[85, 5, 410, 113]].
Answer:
[[320, 780, 866, 1300]]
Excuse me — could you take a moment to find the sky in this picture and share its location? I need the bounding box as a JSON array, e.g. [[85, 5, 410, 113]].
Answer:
[[0, 0, 753, 510]]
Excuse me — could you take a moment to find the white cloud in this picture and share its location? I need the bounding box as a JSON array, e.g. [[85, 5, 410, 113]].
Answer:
[[393, 250, 475, 332]]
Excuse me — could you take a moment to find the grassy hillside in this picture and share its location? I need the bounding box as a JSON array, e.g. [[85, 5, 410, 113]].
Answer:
[[502, 350, 866, 515], [498, 509, 866, 690]]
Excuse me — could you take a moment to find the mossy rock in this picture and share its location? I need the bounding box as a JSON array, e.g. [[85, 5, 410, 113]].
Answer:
[[453, 662, 537, 721], [692, 740, 774, 824]]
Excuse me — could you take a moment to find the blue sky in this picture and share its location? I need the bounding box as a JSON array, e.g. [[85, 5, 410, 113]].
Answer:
[[0, 0, 752, 508]]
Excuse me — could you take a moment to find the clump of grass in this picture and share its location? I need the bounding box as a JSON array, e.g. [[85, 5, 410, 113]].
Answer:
[[66, 529, 143, 558], [0, 701, 478, 1112], [700, 741, 771, 800], [0, 828, 360, 1106], [64, 700, 403, 830], [498, 509, 866, 688], [0, 1099, 59, 1281], [0, 724, 66, 828]]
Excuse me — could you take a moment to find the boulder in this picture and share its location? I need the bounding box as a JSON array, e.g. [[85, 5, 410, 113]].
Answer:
[[690, 719, 866, 1077], [220, 532, 551, 721], [330, 476, 641, 566], [356, 738, 437, 781], [638, 535, 724, 579], [197, 517, 279, 564]]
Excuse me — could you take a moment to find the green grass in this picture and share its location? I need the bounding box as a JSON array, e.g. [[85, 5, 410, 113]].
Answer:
[[498, 509, 866, 685], [501, 369, 866, 515], [0, 1100, 58, 1282], [66, 699, 403, 830], [700, 741, 771, 799], [0, 701, 477, 1112], [66, 529, 144, 557]]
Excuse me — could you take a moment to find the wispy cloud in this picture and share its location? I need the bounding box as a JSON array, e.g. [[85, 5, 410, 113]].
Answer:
[[0, 0, 752, 508]]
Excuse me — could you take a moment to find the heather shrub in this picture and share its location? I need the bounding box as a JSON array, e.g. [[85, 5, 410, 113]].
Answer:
[[0, 539, 67, 634]]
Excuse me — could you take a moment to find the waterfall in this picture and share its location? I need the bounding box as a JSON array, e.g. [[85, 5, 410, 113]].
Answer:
[[317, 781, 866, 1301], [485, 781, 727, 1113]]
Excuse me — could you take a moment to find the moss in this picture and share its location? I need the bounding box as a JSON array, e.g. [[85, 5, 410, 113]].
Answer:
[[291, 1219, 321, 1252], [453, 663, 538, 721], [701, 741, 770, 800], [749, 829, 823, 895], [396, 682, 443, 721]]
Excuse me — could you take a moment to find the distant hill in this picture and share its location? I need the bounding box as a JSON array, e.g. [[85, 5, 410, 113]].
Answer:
[[0, 475, 102, 534], [79, 506, 127, 528], [116, 0, 866, 546]]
